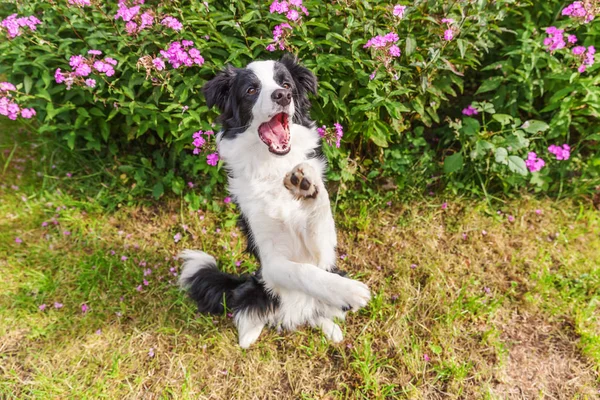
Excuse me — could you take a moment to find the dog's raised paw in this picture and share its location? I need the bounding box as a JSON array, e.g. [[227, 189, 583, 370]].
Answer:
[[284, 163, 319, 199]]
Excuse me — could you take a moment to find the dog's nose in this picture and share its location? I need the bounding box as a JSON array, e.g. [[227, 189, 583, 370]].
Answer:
[[271, 89, 292, 107]]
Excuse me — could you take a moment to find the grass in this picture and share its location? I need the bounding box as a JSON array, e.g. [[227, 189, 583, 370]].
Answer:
[[1, 127, 599, 399]]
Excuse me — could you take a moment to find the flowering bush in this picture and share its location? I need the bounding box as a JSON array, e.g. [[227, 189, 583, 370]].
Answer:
[[0, 0, 598, 202]]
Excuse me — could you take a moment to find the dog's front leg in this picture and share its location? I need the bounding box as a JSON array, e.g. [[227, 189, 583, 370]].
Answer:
[[261, 258, 370, 311]]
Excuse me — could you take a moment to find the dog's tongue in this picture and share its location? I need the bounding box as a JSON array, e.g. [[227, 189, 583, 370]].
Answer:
[[258, 114, 290, 155]]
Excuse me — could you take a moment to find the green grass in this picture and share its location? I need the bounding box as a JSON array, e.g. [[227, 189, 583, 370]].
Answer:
[[1, 127, 599, 399]]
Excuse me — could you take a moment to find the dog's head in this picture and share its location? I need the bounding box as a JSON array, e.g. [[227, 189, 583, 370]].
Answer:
[[202, 54, 317, 156]]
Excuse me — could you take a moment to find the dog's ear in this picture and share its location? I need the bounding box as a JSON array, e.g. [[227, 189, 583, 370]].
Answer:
[[279, 53, 318, 96], [202, 65, 236, 112]]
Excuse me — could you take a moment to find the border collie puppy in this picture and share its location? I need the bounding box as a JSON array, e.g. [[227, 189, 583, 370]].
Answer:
[[178, 54, 370, 348]]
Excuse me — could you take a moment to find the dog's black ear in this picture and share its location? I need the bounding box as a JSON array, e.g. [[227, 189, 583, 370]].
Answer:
[[279, 53, 318, 96], [202, 65, 236, 112]]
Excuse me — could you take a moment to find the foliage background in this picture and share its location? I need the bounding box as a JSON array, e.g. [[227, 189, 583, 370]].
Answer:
[[1, 0, 599, 206]]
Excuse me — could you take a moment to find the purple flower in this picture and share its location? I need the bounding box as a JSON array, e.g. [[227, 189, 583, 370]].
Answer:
[[525, 152, 546, 172], [443, 29, 454, 41], [206, 152, 219, 166], [39, 304, 47, 311], [88, 50, 102, 56], [54, 302, 63, 309], [161, 16, 183, 31], [85, 79, 96, 88], [462, 105, 478, 116], [174, 232, 182, 242], [393, 5, 407, 18], [548, 144, 571, 160], [148, 348, 155, 357], [20, 108, 36, 119], [389, 45, 401, 57], [567, 35, 578, 44], [507, 215, 515, 222], [287, 10, 300, 21]]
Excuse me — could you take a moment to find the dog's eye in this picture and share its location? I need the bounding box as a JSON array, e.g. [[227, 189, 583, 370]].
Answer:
[[247, 87, 257, 95], [282, 83, 291, 89]]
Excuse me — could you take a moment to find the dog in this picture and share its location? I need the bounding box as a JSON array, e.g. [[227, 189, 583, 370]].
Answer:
[[178, 54, 370, 348]]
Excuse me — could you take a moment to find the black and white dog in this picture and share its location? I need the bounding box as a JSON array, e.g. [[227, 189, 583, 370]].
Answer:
[[178, 54, 370, 348]]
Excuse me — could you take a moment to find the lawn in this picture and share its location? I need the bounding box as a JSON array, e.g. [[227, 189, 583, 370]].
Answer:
[[1, 128, 599, 399]]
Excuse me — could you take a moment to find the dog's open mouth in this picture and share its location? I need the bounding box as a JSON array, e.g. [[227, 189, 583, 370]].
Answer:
[[258, 113, 290, 155]]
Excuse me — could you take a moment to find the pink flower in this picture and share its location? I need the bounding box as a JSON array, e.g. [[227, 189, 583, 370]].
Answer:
[[548, 144, 571, 160], [187, 182, 194, 188], [224, 197, 232, 204], [88, 50, 102, 56], [423, 353, 431, 362], [54, 302, 63, 309], [462, 105, 478, 116], [525, 152, 546, 172], [63, 230, 71, 235], [441, 18, 455, 24], [393, 5, 407, 18], [443, 29, 454, 41], [389, 45, 401, 57], [207, 152, 219, 166], [85, 79, 96, 88], [20, 108, 36, 119], [507, 215, 515, 222], [441, 202, 447, 210], [81, 304, 89, 313], [39, 304, 47, 311], [148, 348, 155, 357], [174, 232, 182, 242], [161, 16, 183, 31], [567, 35, 578, 44], [287, 10, 299, 21], [121, 255, 128, 261], [535, 209, 542, 215]]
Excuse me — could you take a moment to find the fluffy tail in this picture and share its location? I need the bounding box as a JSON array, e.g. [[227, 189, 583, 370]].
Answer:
[[178, 250, 249, 314], [179, 249, 279, 317]]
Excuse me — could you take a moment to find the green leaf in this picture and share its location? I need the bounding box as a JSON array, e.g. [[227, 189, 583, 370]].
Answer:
[[475, 77, 503, 95], [507, 155, 527, 176], [405, 36, 417, 56], [522, 120, 549, 133], [152, 182, 164, 199], [494, 147, 508, 165], [24, 75, 33, 94], [492, 114, 512, 126], [443, 153, 463, 174]]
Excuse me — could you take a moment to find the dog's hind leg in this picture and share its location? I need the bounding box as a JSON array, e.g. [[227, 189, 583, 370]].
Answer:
[[315, 317, 343, 343], [235, 313, 266, 349]]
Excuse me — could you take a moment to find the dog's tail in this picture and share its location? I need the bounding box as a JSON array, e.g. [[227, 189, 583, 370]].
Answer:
[[178, 249, 279, 316], [177, 250, 250, 314]]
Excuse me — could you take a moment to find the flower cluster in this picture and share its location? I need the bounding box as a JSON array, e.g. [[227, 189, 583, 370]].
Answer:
[[525, 152, 546, 172], [462, 104, 478, 116], [562, 1, 598, 23], [364, 32, 401, 76], [115, 0, 182, 35], [68, 0, 91, 6], [159, 41, 204, 69], [317, 123, 344, 148], [266, 23, 293, 52], [269, 0, 309, 22], [572, 45, 596, 73], [441, 18, 456, 41], [161, 16, 183, 31], [1, 14, 42, 39], [393, 5, 407, 19], [0, 82, 36, 120], [55, 51, 117, 90], [548, 144, 571, 160], [191, 130, 219, 166], [544, 27, 568, 52]]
